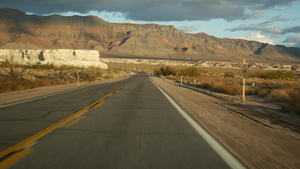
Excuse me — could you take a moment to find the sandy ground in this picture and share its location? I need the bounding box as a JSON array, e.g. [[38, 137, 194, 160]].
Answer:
[[0, 75, 299, 168], [151, 76, 300, 169]]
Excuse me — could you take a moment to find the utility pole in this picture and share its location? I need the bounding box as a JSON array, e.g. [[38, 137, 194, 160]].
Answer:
[[242, 58, 247, 101]]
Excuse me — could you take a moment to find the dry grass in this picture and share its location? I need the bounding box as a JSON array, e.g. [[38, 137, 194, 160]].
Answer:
[[170, 75, 242, 96], [154, 66, 300, 116], [0, 63, 127, 93], [0, 79, 58, 93], [267, 88, 300, 115], [208, 80, 242, 95]]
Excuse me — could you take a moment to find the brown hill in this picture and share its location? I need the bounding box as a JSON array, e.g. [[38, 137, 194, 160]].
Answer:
[[1, 8, 299, 63]]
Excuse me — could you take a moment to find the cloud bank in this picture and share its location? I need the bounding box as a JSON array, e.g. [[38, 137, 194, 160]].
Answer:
[[1, 0, 299, 21]]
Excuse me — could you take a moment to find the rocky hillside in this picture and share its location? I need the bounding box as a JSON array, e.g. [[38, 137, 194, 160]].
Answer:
[[1, 8, 300, 63]]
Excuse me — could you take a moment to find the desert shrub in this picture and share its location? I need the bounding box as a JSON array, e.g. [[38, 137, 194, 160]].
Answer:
[[207, 80, 242, 96], [259, 71, 296, 80], [0, 62, 127, 93], [267, 88, 300, 102], [154, 66, 176, 76], [32, 63, 57, 70], [0, 58, 30, 80], [257, 88, 269, 97], [256, 70, 264, 77], [0, 61, 10, 68], [80, 71, 97, 82], [267, 88, 300, 115], [180, 67, 202, 77], [0, 79, 58, 93], [224, 71, 235, 77], [172, 75, 242, 96]]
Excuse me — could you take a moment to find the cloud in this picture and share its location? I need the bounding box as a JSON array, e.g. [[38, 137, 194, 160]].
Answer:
[[128, 20, 135, 24], [226, 24, 300, 35], [282, 26, 300, 34], [179, 25, 198, 33], [248, 10, 264, 19], [1, 0, 299, 22], [226, 24, 283, 35], [273, 15, 289, 21], [284, 34, 300, 47], [124, 2, 247, 21], [236, 32, 275, 44]]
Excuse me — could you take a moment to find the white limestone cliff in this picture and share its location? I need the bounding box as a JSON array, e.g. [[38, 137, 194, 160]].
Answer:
[[101, 58, 300, 71], [0, 49, 108, 69]]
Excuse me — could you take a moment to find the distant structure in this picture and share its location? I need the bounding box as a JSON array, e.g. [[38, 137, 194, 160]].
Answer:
[[0, 49, 108, 69]]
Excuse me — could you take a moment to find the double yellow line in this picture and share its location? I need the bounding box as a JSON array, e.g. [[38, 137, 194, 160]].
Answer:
[[0, 82, 132, 168]]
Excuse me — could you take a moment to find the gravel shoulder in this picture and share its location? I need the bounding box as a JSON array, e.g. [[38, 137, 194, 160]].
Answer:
[[151, 76, 300, 169]]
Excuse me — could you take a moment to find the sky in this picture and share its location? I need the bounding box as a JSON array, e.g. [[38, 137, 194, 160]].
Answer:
[[1, 0, 300, 47]]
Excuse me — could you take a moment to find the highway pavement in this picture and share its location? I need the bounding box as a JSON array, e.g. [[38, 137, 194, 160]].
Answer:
[[0, 72, 235, 169]]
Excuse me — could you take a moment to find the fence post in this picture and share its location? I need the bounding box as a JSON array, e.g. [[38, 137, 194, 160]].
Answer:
[[181, 76, 183, 85]]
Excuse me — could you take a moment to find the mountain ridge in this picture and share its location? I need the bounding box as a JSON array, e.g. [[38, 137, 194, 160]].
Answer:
[[1, 8, 299, 63]]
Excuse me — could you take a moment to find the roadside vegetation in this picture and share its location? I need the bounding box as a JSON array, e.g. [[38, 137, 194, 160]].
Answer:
[[0, 60, 127, 93], [155, 66, 300, 116]]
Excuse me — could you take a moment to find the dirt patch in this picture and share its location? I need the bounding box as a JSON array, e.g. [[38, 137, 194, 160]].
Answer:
[[151, 76, 300, 169]]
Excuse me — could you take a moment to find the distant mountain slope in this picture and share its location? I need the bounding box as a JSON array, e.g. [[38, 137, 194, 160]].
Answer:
[[0, 8, 299, 63]]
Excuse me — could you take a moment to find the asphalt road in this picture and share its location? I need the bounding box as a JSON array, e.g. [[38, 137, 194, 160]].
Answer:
[[0, 73, 233, 169]]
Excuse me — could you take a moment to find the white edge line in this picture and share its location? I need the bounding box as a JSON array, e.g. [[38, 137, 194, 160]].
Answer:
[[148, 74, 245, 169]]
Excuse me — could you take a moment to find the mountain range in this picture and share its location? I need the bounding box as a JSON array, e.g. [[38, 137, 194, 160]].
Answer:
[[1, 8, 299, 63]]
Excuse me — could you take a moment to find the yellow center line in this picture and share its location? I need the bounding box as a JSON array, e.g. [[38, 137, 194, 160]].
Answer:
[[65, 116, 86, 128], [0, 149, 33, 169], [91, 101, 105, 109], [0, 82, 133, 163]]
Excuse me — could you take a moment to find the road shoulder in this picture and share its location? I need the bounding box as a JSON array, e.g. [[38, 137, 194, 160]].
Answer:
[[151, 75, 300, 169]]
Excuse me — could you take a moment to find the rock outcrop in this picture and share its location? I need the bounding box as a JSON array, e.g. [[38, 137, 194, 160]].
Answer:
[[0, 49, 108, 69]]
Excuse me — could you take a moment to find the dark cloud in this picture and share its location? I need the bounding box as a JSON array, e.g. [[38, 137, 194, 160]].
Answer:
[[1, 0, 299, 21], [226, 24, 300, 35], [282, 26, 300, 34], [226, 24, 282, 35], [125, 1, 246, 21], [284, 35, 300, 47]]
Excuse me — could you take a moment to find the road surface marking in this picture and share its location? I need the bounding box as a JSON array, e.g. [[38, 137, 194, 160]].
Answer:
[[0, 82, 132, 166], [65, 116, 86, 128], [148, 75, 246, 169], [0, 149, 32, 169], [91, 101, 105, 109]]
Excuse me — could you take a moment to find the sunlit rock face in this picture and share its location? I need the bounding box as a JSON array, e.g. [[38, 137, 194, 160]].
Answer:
[[0, 49, 108, 69], [1, 8, 300, 64]]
